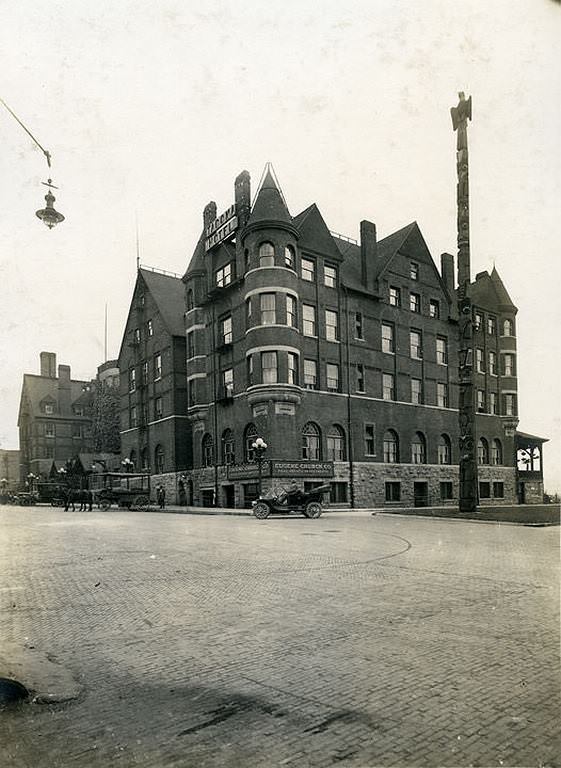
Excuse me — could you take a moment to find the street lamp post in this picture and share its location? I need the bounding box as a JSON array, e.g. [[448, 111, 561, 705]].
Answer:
[[252, 438, 268, 498], [121, 458, 134, 473]]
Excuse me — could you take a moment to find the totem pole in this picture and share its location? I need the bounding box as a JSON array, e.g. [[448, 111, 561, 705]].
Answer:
[[451, 92, 478, 514]]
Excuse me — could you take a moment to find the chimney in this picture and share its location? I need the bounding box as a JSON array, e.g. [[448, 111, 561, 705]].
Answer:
[[203, 201, 217, 231], [441, 253, 455, 296], [58, 364, 72, 416], [40, 351, 56, 378], [234, 170, 251, 228], [360, 220, 377, 290]]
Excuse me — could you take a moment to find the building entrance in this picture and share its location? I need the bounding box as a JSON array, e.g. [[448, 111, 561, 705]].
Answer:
[[414, 482, 429, 507]]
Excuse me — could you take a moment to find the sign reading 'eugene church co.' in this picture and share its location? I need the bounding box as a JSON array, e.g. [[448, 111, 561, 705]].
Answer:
[[205, 204, 238, 251]]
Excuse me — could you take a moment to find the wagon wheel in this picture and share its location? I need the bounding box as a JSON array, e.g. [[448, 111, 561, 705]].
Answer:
[[132, 495, 150, 510], [99, 494, 111, 511], [253, 501, 270, 519], [304, 501, 322, 519]]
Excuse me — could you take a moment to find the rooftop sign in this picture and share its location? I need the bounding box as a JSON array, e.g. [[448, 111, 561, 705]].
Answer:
[[205, 204, 237, 251]]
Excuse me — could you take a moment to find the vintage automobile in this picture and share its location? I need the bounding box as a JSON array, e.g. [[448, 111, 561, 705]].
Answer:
[[252, 483, 331, 519]]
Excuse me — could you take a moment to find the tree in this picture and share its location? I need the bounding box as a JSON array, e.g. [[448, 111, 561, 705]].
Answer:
[[91, 381, 121, 454]]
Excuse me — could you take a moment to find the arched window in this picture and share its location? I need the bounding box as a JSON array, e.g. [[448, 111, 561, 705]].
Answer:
[[411, 432, 426, 464], [284, 245, 295, 269], [154, 444, 165, 474], [259, 242, 275, 267], [438, 434, 452, 465], [302, 422, 321, 460], [503, 319, 513, 337], [222, 429, 235, 466], [383, 430, 399, 463], [477, 438, 489, 465], [491, 438, 503, 466], [141, 447, 149, 472], [327, 424, 346, 461], [202, 433, 214, 467], [244, 423, 258, 462], [186, 288, 194, 311]]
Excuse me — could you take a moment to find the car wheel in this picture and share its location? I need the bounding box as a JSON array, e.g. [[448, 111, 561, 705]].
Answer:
[[253, 501, 270, 519], [305, 501, 322, 519]]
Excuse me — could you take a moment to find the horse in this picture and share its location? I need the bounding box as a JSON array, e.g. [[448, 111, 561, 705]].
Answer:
[[64, 489, 93, 512]]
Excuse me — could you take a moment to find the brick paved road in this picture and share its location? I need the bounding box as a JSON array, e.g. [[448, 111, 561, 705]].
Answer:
[[0, 506, 559, 768]]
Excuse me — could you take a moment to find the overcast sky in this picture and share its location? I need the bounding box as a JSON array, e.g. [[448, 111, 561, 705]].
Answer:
[[1, 0, 559, 491]]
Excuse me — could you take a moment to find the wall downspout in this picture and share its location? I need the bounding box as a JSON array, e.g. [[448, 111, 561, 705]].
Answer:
[[343, 285, 355, 508]]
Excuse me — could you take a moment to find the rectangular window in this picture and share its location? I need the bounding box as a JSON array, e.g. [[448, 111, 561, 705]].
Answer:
[[286, 295, 297, 327], [382, 323, 394, 353], [365, 424, 375, 456], [45, 446, 54, 459], [304, 359, 317, 389], [410, 292, 421, 313], [411, 378, 422, 404], [356, 364, 365, 393], [476, 348, 485, 373], [437, 382, 449, 408], [410, 262, 419, 280], [130, 406, 137, 428], [440, 482, 453, 500], [260, 293, 276, 325], [154, 353, 162, 380], [410, 330, 422, 359], [389, 286, 401, 307], [216, 263, 232, 287], [354, 312, 363, 339], [44, 403, 54, 415], [429, 299, 440, 319], [324, 264, 337, 287], [261, 351, 278, 384], [142, 361, 148, 385], [489, 392, 497, 414], [188, 379, 196, 407], [222, 368, 234, 397], [74, 406, 84, 416], [147, 319, 153, 336], [385, 482, 401, 502], [221, 315, 233, 344], [479, 482, 491, 499], [247, 355, 254, 387], [303, 304, 316, 336], [382, 373, 395, 401], [477, 389, 485, 412], [325, 309, 338, 341], [45, 423, 55, 438], [246, 297, 252, 325], [474, 313, 482, 331], [134, 328, 141, 344], [489, 351, 497, 376], [503, 354, 515, 376], [301, 258, 315, 282], [187, 332, 195, 359], [326, 363, 339, 391], [504, 393, 516, 416], [155, 396, 163, 419], [493, 482, 504, 499], [129, 368, 136, 392], [287, 353, 298, 385], [487, 317, 496, 335], [436, 336, 448, 365]]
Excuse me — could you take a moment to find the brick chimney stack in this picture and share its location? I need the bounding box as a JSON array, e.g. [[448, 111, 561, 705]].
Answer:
[[441, 253, 455, 296], [203, 201, 217, 231], [360, 220, 377, 291], [234, 170, 251, 229], [57, 364, 72, 416], [40, 351, 56, 378]]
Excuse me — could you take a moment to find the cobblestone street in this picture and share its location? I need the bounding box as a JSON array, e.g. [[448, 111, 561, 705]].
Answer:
[[1, 505, 559, 768]]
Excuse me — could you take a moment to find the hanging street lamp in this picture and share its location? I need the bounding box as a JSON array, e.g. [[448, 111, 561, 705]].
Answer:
[[1, 97, 65, 229]]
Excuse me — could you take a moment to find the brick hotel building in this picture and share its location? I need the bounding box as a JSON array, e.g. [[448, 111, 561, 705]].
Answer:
[[118, 168, 546, 508]]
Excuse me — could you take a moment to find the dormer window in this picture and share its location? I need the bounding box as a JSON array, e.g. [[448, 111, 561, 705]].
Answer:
[[410, 262, 419, 280], [74, 406, 84, 416], [259, 242, 275, 267], [44, 403, 54, 415]]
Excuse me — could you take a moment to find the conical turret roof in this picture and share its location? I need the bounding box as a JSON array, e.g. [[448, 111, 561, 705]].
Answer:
[[245, 166, 293, 228]]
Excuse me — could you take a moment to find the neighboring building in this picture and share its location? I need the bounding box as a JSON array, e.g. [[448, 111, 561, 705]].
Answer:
[[18, 353, 95, 480], [118, 267, 190, 485], [117, 167, 546, 508], [0, 449, 20, 490]]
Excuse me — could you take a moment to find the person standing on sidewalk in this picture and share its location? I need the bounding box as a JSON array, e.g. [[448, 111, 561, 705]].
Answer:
[[157, 485, 166, 509]]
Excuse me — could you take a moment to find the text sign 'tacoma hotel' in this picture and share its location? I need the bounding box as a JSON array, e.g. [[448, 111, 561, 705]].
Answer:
[[205, 204, 238, 251]]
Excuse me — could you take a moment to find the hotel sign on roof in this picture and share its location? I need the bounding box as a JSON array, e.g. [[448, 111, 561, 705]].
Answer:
[[205, 204, 238, 251]]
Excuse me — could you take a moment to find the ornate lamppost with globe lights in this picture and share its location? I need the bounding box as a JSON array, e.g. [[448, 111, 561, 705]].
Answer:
[[251, 437, 268, 499]]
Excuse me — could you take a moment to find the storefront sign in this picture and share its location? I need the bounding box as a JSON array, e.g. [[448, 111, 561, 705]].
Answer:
[[227, 461, 271, 480], [205, 204, 238, 251], [271, 461, 334, 478]]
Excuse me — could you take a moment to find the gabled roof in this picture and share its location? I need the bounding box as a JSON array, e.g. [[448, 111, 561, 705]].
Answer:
[[17, 374, 90, 425], [245, 167, 292, 228], [138, 269, 185, 336], [293, 204, 341, 259], [183, 230, 206, 280], [469, 267, 517, 312]]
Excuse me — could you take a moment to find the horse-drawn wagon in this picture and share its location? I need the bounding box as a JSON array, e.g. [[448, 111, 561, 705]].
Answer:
[[90, 472, 152, 510]]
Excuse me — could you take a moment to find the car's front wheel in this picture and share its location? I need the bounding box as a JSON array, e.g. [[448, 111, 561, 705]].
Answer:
[[304, 501, 322, 518], [253, 501, 270, 519]]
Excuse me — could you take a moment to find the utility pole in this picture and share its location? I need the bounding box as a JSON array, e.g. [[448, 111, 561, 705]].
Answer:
[[451, 92, 478, 514]]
